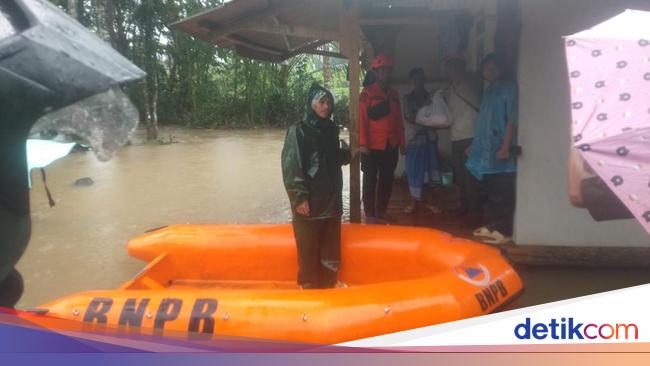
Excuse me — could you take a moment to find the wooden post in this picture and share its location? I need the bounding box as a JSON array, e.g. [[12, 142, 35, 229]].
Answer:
[[340, 1, 361, 223]]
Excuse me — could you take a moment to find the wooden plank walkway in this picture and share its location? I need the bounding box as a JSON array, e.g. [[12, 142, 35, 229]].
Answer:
[[372, 178, 650, 268], [363, 177, 477, 239]]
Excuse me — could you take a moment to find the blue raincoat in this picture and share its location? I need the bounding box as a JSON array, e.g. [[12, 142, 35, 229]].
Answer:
[[466, 80, 518, 180]]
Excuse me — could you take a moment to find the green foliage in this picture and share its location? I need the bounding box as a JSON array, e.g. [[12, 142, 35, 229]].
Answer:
[[334, 93, 350, 127], [50, 0, 351, 130]]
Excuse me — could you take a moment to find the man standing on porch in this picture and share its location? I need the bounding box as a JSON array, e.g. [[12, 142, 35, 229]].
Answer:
[[444, 53, 482, 222], [358, 54, 405, 224], [466, 53, 518, 245]]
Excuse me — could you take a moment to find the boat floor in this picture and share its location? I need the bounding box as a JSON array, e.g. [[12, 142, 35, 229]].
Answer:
[[168, 279, 304, 290]]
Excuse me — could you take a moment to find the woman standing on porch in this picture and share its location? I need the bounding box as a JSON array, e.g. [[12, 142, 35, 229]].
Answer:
[[402, 67, 442, 215], [466, 53, 518, 245]]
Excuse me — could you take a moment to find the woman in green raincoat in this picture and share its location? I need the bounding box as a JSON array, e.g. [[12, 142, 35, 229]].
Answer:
[[281, 83, 350, 289]]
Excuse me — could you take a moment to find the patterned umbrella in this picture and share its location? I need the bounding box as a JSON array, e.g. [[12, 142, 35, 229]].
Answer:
[[565, 9, 650, 234]]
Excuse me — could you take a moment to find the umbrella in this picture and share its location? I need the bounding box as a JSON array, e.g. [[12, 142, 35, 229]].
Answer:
[[565, 9, 650, 234]]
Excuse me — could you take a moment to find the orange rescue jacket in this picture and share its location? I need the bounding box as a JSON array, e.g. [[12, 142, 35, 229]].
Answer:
[[359, 83, 405, 150]]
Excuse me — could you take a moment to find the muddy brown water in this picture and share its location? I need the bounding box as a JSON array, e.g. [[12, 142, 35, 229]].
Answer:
[[18, 127, 650, 311]]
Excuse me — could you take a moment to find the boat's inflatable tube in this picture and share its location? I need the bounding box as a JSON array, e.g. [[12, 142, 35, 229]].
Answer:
[[32, 224, 523, 344]]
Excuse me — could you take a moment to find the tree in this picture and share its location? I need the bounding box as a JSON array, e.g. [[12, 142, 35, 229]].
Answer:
[[93, 0, 110, 42], [47, 0, 348, 135], [322, 44, 331, 89], [68, 0, 78, 19]]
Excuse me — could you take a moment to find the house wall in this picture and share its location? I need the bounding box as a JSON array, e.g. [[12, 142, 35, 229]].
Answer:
[[514, 0, 650, 246]]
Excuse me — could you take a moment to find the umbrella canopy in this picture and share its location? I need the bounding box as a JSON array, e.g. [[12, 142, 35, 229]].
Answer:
[[565, 9, 650, 234]]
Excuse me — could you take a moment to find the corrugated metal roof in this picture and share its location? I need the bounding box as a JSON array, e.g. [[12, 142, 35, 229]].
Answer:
[[172, 0, 340, 62], [172, 0, 489, 62]]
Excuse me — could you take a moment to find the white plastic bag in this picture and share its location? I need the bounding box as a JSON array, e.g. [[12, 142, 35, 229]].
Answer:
[[415, 90, 451, 128]]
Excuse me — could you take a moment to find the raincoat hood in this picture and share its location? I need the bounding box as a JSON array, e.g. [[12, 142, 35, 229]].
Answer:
[[305, 83, 334, 126]]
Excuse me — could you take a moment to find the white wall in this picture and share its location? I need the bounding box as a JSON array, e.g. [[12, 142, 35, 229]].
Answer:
[[515, 0, 650, 246]]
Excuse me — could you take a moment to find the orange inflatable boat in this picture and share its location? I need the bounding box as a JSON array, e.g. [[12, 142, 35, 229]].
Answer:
[[30, 224, 523, 344]]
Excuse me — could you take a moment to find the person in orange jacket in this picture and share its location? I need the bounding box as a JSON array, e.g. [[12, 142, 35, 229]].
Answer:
[[359, 54, 405, 223]]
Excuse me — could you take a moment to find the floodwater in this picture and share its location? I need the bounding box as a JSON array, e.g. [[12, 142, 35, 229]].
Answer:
[[19, 128, 348, 308], [18, 127, 650, 310]]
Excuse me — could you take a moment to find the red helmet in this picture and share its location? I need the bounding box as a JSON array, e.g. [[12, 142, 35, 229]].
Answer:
[[371, 54, 394, 70]]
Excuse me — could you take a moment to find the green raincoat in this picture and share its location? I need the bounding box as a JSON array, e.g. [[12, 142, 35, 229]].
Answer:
[[281, 84, 350, 219]]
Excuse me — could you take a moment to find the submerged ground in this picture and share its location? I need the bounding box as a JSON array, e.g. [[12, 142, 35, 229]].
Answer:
[[18, 127, 650, 310]]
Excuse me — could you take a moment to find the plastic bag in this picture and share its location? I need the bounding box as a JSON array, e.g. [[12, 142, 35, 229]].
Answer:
[[415, 90, 451, 128]]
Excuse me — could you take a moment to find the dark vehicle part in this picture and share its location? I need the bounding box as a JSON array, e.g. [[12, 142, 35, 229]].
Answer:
[[0, 0, 144, 308]]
